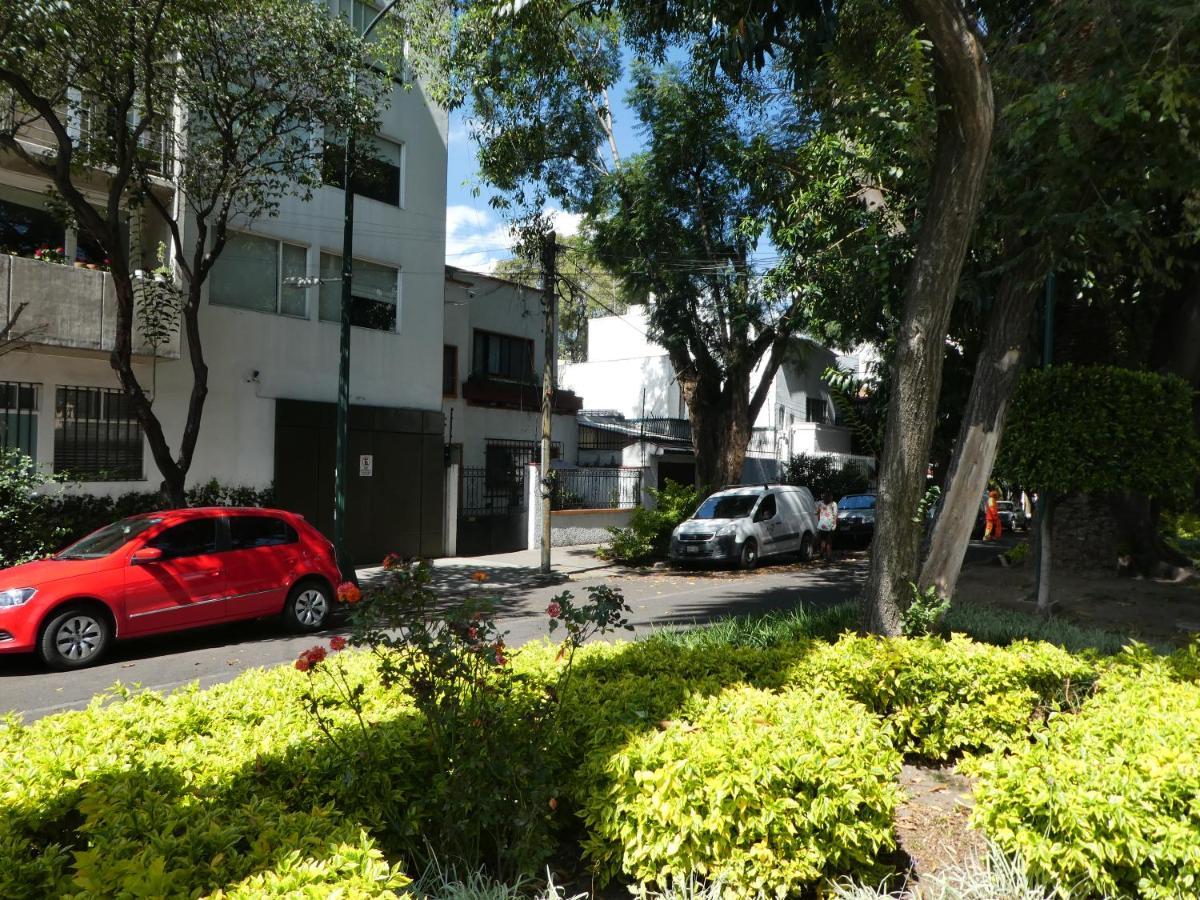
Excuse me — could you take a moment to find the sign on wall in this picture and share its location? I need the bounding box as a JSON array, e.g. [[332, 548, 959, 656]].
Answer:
[[359, 454, 374, 477]]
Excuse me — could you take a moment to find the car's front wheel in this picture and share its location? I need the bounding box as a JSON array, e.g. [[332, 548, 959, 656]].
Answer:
[[738, 539, 759, 570], [39, 605, 112, 670], [798, 533, 814, 562], [283, 580, 332, 632]]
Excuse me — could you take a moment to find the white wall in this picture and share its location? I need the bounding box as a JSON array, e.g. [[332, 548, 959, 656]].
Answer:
[[443, 270, 578, 468], [0, 68, 449, 496]]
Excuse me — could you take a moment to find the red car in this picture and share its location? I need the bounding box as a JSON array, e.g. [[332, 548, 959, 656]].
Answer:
[[0, 508, 342, 670]]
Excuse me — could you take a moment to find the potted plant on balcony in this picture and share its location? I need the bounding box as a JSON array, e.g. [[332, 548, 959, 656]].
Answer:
[[33, 245, 68, 265]]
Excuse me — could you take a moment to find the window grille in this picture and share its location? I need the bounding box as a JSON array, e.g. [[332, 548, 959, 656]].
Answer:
[[0, 381, 38, 458], [54, 385, 143, 480]]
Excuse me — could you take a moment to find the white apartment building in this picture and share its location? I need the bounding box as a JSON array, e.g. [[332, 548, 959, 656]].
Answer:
[[561, 306, 864, 487], [0, 4, 448, 562]]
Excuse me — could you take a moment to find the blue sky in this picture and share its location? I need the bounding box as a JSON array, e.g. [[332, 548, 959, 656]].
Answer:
[[443, 74, 645, 273]]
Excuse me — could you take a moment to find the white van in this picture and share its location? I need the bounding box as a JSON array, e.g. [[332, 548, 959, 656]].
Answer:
[[668, 484, 818, 568]]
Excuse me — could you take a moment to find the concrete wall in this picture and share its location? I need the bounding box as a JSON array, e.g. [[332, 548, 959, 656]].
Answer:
[[530, 507, 634, 549], [443, 270, 578, 467]]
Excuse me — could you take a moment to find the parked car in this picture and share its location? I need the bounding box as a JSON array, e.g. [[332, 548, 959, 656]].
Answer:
[[670, 484, 817, 569], [0, 508, 342, 670], [836, 493, 877, 546], [995, 500, 1018, 533]]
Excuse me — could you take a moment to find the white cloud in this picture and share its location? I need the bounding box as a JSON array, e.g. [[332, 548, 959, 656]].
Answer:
[[545, 207, 582, 238], [445, 204, 513, 273]]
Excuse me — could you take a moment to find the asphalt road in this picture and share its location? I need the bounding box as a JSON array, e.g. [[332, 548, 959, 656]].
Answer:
[[0, 556, 868, 722]]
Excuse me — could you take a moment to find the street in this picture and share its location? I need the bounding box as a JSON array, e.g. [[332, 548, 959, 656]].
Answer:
[[0, 555, 867, 722]]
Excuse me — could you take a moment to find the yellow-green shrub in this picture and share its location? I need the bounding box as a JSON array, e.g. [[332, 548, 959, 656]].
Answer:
[[968, 671, 1200, 899], [579, 685, 901, 897], [786, 634, 1095, 757], [0, 655, 414, 898]]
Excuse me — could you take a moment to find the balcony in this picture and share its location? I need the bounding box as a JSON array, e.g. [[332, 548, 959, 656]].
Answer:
[[462, 372, 583, 414], [1, 255, 179, 359]]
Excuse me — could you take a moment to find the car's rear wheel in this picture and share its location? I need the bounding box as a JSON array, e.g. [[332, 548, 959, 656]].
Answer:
[[739, 539, 759, 570], [283, 580, 332, 632], [798, 533, 814, 562], [39, 605, 112, 670]]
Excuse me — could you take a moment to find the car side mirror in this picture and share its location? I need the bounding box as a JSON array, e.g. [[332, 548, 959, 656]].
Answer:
[[130, 547, 164, 565]]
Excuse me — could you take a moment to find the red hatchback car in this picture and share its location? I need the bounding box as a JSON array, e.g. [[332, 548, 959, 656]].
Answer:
[[0, 508, 342, 670]]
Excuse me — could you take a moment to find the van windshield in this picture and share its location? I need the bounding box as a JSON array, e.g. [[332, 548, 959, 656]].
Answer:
[[693, 495, 759, 520]]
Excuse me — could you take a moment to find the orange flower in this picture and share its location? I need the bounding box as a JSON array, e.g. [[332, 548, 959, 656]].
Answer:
[[336, 582, 362, 604], [470, 570, 489, 583], [382, 552, 403, 570], [330, 635, 348, 652]]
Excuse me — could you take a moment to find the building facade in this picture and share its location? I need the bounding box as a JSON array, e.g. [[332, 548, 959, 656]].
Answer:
[[0, 7, 449, 562]]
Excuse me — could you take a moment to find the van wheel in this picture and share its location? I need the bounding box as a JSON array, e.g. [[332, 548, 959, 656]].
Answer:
[[40, 604, 112, 670], [798, 533, 814, 563], [739, 539, 759, 570]]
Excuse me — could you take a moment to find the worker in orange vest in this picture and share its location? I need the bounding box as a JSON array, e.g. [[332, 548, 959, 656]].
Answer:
[[984, 485, 1003, 541]]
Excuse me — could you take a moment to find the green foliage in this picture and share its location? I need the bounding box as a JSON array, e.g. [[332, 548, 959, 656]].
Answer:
[[940, 604, 1144, 657], [580, 686, 902, 896], [0, 450, 60, 567], [783, 453, 871, 501], [645, 603, 858, 651], [830, 842, 1054, 900], [969, 670, 1200, 899], [599, 479, 700, 563], [786, 634, 1095, 758], [1163, 510, 1200, 561], [998, 366, 1200, 500], [900, 583, 950, 637]]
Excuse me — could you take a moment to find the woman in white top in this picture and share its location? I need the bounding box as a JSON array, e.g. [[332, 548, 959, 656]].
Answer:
[[816, 493, 838, 562]]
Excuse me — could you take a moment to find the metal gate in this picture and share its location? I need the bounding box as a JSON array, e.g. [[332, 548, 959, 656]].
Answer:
[[455, 439, 561, 556]]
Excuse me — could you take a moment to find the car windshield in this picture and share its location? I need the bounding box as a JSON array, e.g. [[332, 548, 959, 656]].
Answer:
[[839, 495, 876, 510], [692, 494, 760, 520], [56, 517, 162, 560], [997, 501, 1014, 511]]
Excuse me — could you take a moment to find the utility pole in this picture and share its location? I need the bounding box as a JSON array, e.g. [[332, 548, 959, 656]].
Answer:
[[540, 230, 557, 574]]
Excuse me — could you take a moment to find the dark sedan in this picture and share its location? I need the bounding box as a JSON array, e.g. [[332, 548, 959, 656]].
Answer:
[[836, 493, 877, 546]]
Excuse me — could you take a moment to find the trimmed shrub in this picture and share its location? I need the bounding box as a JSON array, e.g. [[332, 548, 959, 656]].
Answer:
[[786, 634, 1095, 757], [968, 671, 1200, 899], [580, 685, 901, 897], [599, 479, 700, 563]]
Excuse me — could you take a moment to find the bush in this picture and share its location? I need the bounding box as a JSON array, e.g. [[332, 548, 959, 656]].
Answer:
[[599, 479, 700, 563], [940, 603, 1145, 656], [783, 452, 871, 500], [786, 634, 1095, 758], [579, 685, 901, 896], [0, 656, 413, 898], [0, 450, 60, 567], [968, 670, 1200, 899]]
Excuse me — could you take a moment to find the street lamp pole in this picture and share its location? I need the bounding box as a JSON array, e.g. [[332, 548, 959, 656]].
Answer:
[[333, 0, 401, 579]]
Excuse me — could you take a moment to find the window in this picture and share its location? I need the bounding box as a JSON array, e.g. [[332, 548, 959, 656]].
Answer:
[[473, 330, 534, 383], [57, 516, 161, 559], [805, 398, 829, 424], [443, 345, 458, 396], [0, 187, 65, 257], [755, 494, 777, 521], [318, 253, 398, 332], [483, 439, 559, 490], [210, 232, 307, 317], [229, 516, 297, 550], [54, 386, 143, 480], [148, 519, 219, 559], [322, 132, 403, 207], [0, 381, 38, 458]]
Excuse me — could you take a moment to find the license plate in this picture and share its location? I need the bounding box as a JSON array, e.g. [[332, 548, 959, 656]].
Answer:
[[686, 545, 699, 554]]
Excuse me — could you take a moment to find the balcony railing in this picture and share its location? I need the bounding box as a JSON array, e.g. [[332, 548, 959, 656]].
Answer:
[[1, 255, 178, 358], [462, 372, 583, 414]]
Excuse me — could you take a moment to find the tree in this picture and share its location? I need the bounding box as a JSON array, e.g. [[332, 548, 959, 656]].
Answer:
[[998, 366, 1199, 610], [0, 0, 381, 506], [493, 233, 630, 363], [920, 0, 1200, 601]]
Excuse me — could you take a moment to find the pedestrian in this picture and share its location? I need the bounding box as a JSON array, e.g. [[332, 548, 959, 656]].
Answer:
[[816, 493, 837, 562], [984, 485, 1003, 542]]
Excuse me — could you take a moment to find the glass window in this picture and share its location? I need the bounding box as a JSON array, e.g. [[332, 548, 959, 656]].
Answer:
[[472, 330, 534, 382], [56, 516, 161, 559], [210, 232, 308, 318], [443, 345, 458, 396], [0, 190, 66, 257], [805, 398, 829, 424], [229, 515, 297, 550], [756, 494, 777, 521], [318, 252, 398, 332], [148, 519, 219, 559], [322, 131, 403, 207], [839, 494, 876, 510], [693, 494, 760, 520], [0, 381, 38, 459], [54, 386, 143, 480]]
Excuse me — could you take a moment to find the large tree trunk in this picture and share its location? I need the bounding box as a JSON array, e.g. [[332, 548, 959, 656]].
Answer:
[[863, 0, 995, 634], [919, 265, 1042, 599]]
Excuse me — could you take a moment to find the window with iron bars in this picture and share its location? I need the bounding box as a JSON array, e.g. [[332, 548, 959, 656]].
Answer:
[[484, 438, 560, 490], [0, 381, 38, 459], [54, 386, 144, 481], [578, 425, 631, 451], [805, 398, 831, 425]]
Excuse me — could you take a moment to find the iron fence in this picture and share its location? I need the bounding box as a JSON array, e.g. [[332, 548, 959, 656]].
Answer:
[[460, 465, 526, 517], [551, 467, 643, 511]]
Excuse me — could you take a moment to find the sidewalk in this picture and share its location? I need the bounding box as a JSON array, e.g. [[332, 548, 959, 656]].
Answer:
[[356, 544, 615, 592]]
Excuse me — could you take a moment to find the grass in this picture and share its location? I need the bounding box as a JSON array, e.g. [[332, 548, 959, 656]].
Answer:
[[939, 602, 1151, 655], [829, 844, 1058, 900], [644, 602, 858, 650]]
